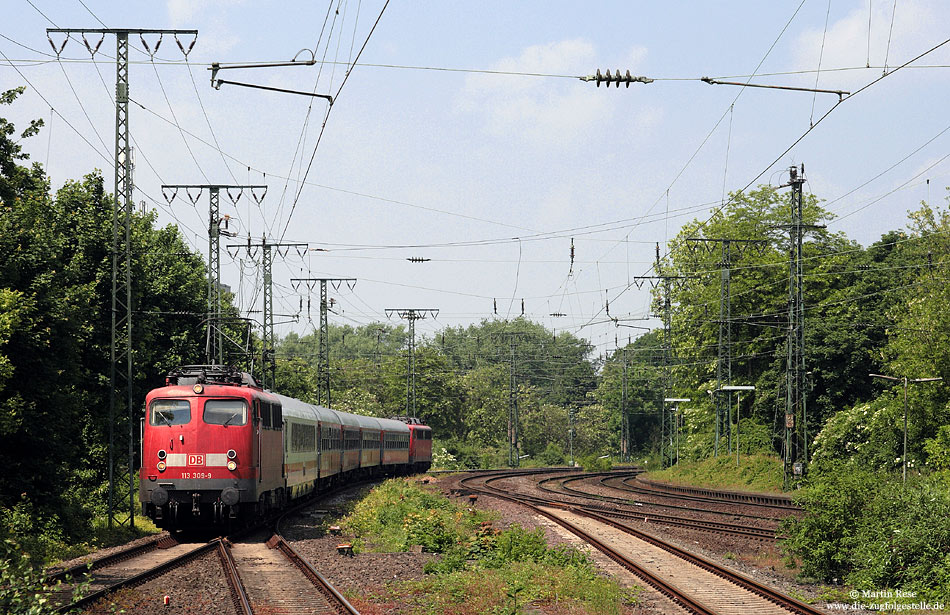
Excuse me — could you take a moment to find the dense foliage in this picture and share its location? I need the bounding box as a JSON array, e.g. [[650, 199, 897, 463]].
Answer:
[[276, 317, 605, 465], [782, 465, 950, 598], [0, 88, 208, 561]]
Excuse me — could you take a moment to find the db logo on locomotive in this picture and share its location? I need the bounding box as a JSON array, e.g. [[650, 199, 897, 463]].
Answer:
[[187, 454, 204, 466]]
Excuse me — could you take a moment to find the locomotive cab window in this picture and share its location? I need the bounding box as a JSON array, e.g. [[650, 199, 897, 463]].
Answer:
[[149, 399, 191, 426], [203, 399, 247, 426], [260, 401, 272, 429]]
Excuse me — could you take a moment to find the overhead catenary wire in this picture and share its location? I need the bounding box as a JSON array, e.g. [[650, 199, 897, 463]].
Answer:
[[10, 3, 950, 356], [279, 0, 392, 242]]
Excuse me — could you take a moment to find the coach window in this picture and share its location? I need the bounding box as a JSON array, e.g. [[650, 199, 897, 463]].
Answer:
[[149, 399, 191, 426], [273, 404, 282, 429], [203, 399, 248, 426]]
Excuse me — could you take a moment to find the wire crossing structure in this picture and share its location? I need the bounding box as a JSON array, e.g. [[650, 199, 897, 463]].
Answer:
[[47, 27, 198, 528], [635, 247, 693, 468], [489, 331, 529, 468], [685, 237, 768, 457], [777, 164, 824, 487], [385, 309, 439, 418], [162, 184, 267, 364], [228, 238, 307, 389], [290, 277, 357, 406], [619, 348, 630, 462]]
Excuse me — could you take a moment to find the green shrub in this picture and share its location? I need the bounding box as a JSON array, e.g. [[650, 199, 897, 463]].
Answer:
[[343, 480, 639, 614], [781, 462, 882, 580], [0, 539, 90, 614], [341, 478, 496, 553], [577, 454, 611, 472], [536, 442, 566, 466], [845, 474, 950, 599], [924, 425, 950, 470], [782, 463, 950, 599]]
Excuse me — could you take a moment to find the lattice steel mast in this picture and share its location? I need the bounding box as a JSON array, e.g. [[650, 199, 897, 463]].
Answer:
[[291, 278, 357, 406], [685, 237, 767, 456], [385, 309, 438, 416], [228, 239, 307, 388], [162, 184, 266, 364], [47, 27, 197, 527]]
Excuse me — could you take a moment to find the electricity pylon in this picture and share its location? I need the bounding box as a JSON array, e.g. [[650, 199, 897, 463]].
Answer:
[[163, 184, 266, 364]]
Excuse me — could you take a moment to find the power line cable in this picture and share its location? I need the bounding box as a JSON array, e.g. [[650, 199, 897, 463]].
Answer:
[[279, 0, 391, 241]]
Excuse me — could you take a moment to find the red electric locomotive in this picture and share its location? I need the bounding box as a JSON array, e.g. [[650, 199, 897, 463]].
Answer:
[[139, 365, 432, 528]]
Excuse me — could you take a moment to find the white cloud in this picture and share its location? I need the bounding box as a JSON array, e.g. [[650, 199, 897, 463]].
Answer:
[[791, 0, 949, 89], [166, 0, 241, 55], [457, 40, 652, 147]]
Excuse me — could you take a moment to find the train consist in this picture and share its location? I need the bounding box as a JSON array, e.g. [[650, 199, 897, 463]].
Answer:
[[138, 365, 432, 528]]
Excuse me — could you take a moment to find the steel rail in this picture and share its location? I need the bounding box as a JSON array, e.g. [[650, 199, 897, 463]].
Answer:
[[44, 533, 173, 586], [635, 476, 796, 507], [461, 472, 771, 540], [462, 474, 824, 615], [217, 539, 254, 615], [578, 508, 824, 615], [540, 475, 779, 538], [56, 539, 219, 613], [459, 476, 716, 615], [525, 473, 785, 535], [589, 504, 777, 540], [268, 534, 361, 615], [548, 472, 788, 521], [619, 475, 799, 510]]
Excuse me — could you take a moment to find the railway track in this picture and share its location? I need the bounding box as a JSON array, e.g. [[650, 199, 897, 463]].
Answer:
[[45, 533, 177, 588], [49, 478, 374, 614], [227, 528, 359, 615], [532, 471, 793, 522], [460, 471, 824, 615], [618, 475, 799, 511], [491, 470, 784, 541], [54, 537, 250, 614]]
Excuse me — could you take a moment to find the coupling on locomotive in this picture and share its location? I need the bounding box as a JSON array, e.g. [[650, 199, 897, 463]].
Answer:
[[139, 365, 432, 528]]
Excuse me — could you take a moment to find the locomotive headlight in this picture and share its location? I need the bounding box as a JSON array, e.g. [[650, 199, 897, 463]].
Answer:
[[227, 449, 237, 460], [157, 461, 166, 472], [157, 449, 166, 460], [227, 460, 237, 471], [193, 384, 204, 394]]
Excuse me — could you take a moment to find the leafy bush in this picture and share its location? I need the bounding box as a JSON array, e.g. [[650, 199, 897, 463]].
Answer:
[[810, 397, 910, 473], [434, 438, 505, 469], [577, 454, 611, 472], [535, 442, 566, 466], [431, 446, 460, 471], [337, 478, 641, 613], [924, 425, 950, 470], [341, 478, 496, 553], [781, 462, 882, 580], [0, 494, 89, 565], [0, 539, 90, 614], [0, 539, 52, 615], [782, 463, 950, 599]]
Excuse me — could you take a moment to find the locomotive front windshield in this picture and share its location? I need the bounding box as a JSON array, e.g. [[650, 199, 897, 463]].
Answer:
[[149, 399, 191, 426], [203, 399, 247, 426]]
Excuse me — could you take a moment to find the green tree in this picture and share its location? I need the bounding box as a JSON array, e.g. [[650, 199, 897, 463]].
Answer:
[[0, 87, 210, 558]]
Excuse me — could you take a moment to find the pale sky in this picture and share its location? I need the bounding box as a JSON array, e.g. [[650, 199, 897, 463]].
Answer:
[[4, 1, 950, 357]]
